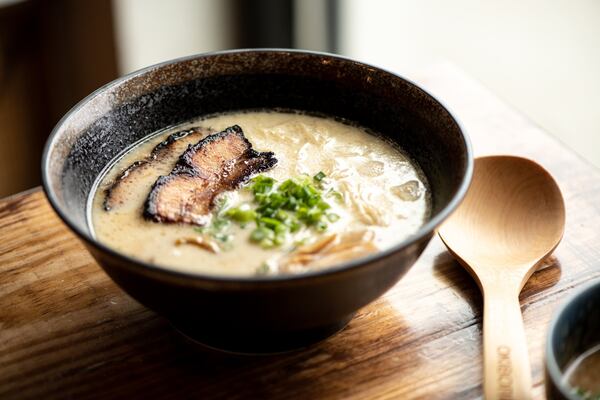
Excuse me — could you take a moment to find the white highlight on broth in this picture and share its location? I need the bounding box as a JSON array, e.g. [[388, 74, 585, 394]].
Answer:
[[91, 111, 430, 276]]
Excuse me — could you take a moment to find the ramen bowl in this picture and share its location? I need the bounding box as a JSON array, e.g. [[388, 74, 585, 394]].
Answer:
[[42, 49, 472, 353], [546, 279, 600, 399]]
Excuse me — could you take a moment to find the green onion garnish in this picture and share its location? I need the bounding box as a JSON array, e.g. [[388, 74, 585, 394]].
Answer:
[[222, 172, 336, 248], [313, 171, 326, 182]]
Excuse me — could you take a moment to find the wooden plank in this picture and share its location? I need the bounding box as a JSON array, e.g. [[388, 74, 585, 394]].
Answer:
[[1, 63, 599, 399]]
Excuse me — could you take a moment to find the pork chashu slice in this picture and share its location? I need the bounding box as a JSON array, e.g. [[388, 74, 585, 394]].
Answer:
[[104, 127, 210, 211], [144, 125, 277, 225]]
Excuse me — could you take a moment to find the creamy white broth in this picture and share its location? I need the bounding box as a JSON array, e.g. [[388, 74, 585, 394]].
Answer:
[[91, 110, 430, 276]]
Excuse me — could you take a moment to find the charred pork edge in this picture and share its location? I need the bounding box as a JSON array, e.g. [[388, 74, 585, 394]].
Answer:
[[151, 127, 202, 157], [103, 160, 148, 211], [226, 153, 277, 188]]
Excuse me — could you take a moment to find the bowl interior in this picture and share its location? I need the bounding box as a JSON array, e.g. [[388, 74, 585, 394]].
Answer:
[[43, 49, 471, 276], [547, 279, 600, 398]]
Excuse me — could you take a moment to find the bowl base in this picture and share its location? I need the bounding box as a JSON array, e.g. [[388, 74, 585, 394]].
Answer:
[[171, 313, 355, 355]]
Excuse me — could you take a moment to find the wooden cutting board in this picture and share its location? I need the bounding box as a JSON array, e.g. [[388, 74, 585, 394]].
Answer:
[[1, 63, 599, 400]]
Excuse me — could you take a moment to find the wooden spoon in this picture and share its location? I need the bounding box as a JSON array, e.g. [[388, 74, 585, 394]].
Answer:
[[438, 156, 565, 400]]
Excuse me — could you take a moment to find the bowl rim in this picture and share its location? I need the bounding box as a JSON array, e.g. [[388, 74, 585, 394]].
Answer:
[[545, 277, 600, 399], [41, 48, 473, 284]]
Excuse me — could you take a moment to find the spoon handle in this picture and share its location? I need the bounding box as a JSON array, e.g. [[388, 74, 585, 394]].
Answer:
[[483, 285, 532, 400]]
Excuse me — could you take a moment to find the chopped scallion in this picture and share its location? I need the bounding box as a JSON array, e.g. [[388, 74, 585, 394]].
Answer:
[[223, 173, 338, 248], [224, 207, 257, 223], [313, 171, 326, 182]]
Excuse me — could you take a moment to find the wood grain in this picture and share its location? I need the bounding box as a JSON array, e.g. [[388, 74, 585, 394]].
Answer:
[[2, 64, 600, 399]]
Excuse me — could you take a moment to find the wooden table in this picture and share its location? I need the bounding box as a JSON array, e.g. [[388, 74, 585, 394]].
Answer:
[[2, 64, 599, 400]]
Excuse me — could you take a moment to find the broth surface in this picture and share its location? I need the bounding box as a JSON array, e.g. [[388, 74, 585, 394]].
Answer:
[[91, 110, 430, 276]]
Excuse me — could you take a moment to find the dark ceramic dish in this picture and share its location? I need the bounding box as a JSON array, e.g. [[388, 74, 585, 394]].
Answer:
[[546, 279, 600, 399], [42, 49, 472, 353]]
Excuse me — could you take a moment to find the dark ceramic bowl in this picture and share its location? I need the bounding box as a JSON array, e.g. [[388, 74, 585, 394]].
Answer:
[[546, 279, 600, 399], [42, 49, 472, 353]]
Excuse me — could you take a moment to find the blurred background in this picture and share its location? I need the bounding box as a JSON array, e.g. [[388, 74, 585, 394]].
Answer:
[[0, 0, 598, 197]]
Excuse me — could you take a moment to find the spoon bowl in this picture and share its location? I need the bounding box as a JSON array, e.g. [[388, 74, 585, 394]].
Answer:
[[439, 155, 565, 399]]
